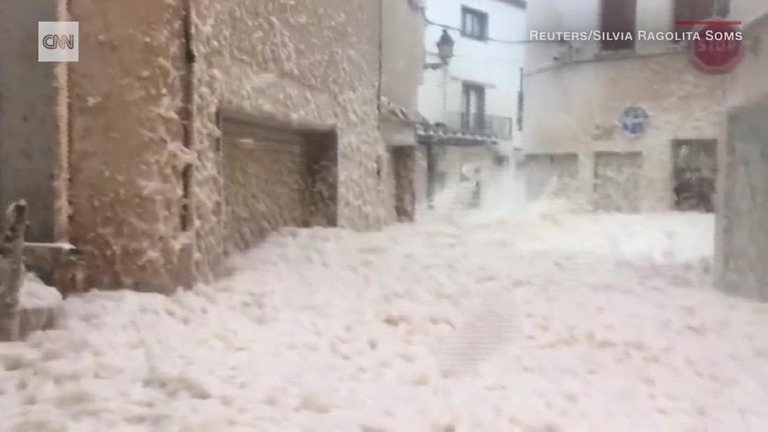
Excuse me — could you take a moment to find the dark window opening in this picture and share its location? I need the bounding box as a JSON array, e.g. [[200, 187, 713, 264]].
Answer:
[[461, 6, 489, 40], [600, 0, 637, 51]]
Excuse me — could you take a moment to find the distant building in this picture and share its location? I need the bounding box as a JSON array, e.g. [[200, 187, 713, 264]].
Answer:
[[416, 0, 527, 207], [715, 1, 768, 300], [523, 0, 727, 212], [0, 0, 424, 293], [381, 0, 428, 222]]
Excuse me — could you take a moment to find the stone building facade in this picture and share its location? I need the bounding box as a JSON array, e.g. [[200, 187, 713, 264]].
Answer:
[[715, 3, 768, 300], [0, 0, 424, 293], [524, 0, 726, 212]]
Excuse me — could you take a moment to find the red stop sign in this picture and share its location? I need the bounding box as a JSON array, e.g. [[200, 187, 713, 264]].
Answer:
[[689, 23, 743, 73]]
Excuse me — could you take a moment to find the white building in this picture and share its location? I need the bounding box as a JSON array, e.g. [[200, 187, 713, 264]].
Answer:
[[523, 0, 728, 212], [416, 0, 527, 205]]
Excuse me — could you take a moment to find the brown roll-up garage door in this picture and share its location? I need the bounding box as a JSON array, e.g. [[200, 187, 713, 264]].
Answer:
[[220, 117, 307, 254]]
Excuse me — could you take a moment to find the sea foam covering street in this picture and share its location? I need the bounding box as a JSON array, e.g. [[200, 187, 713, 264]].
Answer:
[[0, 188, 766, 431], [530, 30, 744, 42]]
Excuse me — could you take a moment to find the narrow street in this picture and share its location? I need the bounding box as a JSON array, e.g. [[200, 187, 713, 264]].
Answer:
[[1, 0, 767, 430], [1, 206, 767, 431]]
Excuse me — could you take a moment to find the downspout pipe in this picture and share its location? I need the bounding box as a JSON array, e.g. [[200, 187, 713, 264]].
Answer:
[[180, 0, 196, 288], [181, 0, 195, 231], [377, 0, 384, 124], [58, 0, 73, 245]]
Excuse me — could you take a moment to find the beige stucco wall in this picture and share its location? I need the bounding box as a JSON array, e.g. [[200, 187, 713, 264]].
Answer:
[[67, 0, 401, 291], [715, 10, 768, 300], [524, 53, 726, 210]]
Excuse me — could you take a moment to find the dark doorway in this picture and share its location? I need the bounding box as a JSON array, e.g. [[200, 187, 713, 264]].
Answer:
[[420, 141, 450, 205], [672, 139, 717, 212], [390, 146, 416, 222]]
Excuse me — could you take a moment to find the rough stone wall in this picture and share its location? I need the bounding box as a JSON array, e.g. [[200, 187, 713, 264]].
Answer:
[[0, 0, 60, 242], [191, 0, 396, 282], [715, 13, 768, 300], [63, 0, 404, 291], [68, 0, 192, 292], [524, 54, 726, 211]]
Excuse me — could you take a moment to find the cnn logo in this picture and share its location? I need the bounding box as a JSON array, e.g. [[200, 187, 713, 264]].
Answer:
[[38, 21, 79, 62], [43, 34, 75, 50]]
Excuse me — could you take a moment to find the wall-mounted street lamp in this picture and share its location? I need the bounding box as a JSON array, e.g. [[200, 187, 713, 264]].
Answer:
[[424, 29, 455, 70]]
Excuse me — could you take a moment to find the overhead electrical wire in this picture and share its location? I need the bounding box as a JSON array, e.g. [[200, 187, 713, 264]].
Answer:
[[424, 16, 543, 45]]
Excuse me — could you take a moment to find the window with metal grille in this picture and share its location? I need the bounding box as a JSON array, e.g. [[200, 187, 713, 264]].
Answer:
[[600, 0, 637, 51], [461, 6, 488, 41]]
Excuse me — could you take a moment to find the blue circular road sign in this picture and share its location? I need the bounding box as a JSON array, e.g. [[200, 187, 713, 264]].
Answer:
[[619, 106, 650, 138]]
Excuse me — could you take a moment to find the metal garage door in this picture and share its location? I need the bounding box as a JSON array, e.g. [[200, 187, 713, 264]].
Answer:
[[594, 151, 642, 212], [221, 118, 307, 254], [523, 153, 579, 201]]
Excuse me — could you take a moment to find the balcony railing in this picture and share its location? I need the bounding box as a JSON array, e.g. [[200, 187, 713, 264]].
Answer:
[[444, 111, 513, 140]]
